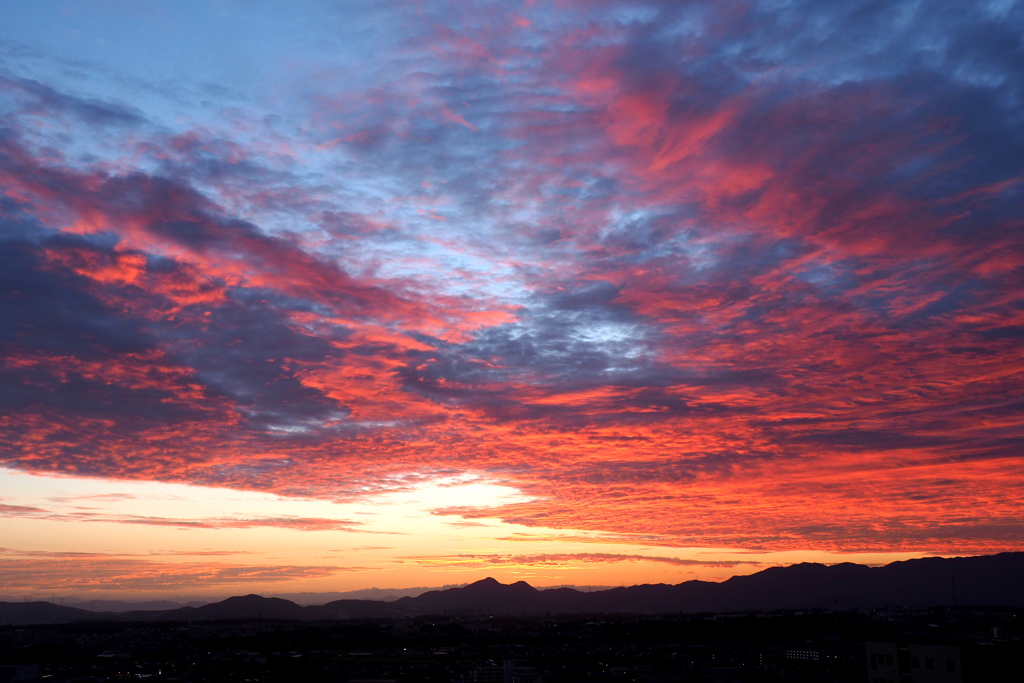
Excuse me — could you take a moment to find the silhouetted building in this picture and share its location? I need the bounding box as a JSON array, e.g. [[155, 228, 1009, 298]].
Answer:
[[867, 642, 964, 683], [784, 647, 820, 662]]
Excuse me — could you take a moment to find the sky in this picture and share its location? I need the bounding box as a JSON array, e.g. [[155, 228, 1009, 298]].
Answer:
[[1, 0, 1023, 601]]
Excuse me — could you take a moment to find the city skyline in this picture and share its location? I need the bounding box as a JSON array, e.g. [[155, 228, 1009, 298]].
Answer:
[[1, 0, 1023, 599]]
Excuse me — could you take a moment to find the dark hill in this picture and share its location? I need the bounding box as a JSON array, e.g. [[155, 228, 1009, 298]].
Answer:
[[189, 594, 311, 620], [0, 601, 99, 625], [4, 552, 1022, 624], [70, 599, 192, 612], [318, 598, 410, 619], [396, 577, 547, 615], [391, 552, 1024, 616], [127, 594, 316, 621]]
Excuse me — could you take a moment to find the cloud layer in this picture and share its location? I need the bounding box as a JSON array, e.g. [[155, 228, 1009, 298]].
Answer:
[[1, 0, 1023, 556]]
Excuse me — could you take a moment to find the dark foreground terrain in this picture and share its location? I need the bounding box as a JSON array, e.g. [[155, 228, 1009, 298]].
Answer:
[[1, 606, 1021, 682]]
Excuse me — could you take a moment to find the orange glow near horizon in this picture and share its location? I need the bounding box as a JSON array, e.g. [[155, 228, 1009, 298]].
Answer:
[[0, 469, 938, 600]]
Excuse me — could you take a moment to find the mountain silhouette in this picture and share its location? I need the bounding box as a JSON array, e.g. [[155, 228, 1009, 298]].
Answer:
[[3, 552, 1022, 625], [118, 594, 324, 622], [68, 599, 192, 612], [0, 601, 99, 625], [187, 594, 313, 620], [393, 577, 545, 614]]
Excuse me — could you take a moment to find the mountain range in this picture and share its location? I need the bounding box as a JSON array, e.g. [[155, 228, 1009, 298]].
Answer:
[[3, 552, 1022, 625]]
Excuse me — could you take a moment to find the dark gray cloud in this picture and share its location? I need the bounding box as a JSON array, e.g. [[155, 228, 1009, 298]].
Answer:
[[0, 73, 147, 128], [0, 208, 348, 439]]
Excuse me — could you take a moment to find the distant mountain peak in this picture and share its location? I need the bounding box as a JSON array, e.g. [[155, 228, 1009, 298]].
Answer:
[[221, 594, 273, 603], [467, 577, 502, 588], [462, 578, 539, 593]]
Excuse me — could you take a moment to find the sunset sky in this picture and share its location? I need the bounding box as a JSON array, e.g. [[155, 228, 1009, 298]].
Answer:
[[1, 0, 1023, 600]]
